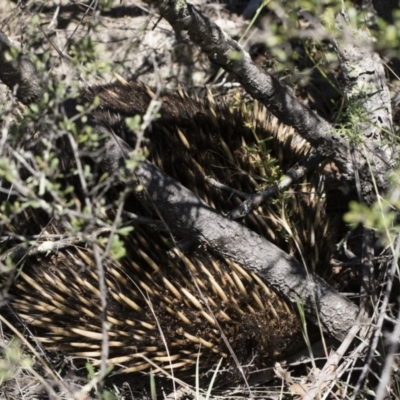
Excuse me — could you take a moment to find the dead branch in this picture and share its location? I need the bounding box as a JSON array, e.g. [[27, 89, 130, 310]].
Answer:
[[143, 0, 395, 202], [143, 0, 347, 164], [228, 152, 324, 220]]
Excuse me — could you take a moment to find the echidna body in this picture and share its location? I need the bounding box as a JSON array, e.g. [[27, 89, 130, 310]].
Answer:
[[12, 227, 302, 380], [4, 82, 334, 381]]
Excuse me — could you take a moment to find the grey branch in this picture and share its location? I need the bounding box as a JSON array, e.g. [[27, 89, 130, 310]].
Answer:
[[93, 130, 359, 341], [228, 152, 324, 220], [143, 0, 352, 177], [133, 158, 359, 342]]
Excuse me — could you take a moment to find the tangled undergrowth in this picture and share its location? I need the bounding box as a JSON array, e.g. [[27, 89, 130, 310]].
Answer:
[[1, 1, 400, 400]]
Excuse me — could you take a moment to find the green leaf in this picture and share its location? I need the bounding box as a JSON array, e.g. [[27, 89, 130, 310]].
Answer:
[[116, 226, 134, 236]]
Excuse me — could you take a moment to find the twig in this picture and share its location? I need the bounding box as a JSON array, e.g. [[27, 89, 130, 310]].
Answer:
[[303, 316, 369, 400], [350, 234, 400, 399], [0, 227, 112, 261], [360, 228, 375, 317], [122, 211, 163, 226], [375, 302, 400, 400], [228, 152, 323, 219], [92, 242, 109, 386], [1, 236, 81, 261], [0, 213, 161, 245], [0, 233, 69, 242], [204, 176, 250, 200]]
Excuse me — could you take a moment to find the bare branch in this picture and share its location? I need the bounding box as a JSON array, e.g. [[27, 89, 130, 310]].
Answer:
[[142, 0, 351, 175], [228, 152, 324, 220]]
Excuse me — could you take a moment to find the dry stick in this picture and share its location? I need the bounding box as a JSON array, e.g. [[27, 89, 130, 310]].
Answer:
[[0, 213, 160, 243], [122, 211, 163, 226], [304, 320, 372, 400], [317, 343, 365, 400], [303, 316, 368, 400], [334, 337, 371, 393], [204, 176, 249, 200], [187, 2, 338, 156], [0, 233, 69, 242], [375, 304, 400, 400], [206, 152, 323, 220], [0, 227, 116, 261], [351, 144, 375, 315], [67, 131, 110, 385], [0, 314, 76, 399], [228, 152, 323, 220], [93, 191, 131, 384], [0, 236, 83, 261], [92, 242, 109, 384], [350, 234, 400, 400]]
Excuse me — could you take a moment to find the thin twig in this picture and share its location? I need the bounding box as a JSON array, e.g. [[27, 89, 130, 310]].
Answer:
[[204, 176, 250, 200], [228, 152, 323, 219], [92, 242, 109, 385], [375, 302, 400, 400], [122, 211, 163, 226], [350, 234, 400, 399], [0, 227, 112, 261]]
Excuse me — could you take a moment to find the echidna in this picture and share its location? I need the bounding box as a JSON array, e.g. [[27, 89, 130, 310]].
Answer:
[[2, 81, 334, 382]]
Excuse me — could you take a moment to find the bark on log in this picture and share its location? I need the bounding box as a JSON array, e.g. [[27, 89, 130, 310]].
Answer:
[[332, 14, 395, 203], [133, 159, 359, 342]]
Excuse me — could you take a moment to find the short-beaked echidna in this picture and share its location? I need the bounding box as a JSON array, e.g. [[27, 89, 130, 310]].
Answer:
[[2, 81, 335, 382]]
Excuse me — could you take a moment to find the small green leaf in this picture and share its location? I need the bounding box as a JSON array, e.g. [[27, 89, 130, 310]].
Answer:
[[116, 226, 134, 236]]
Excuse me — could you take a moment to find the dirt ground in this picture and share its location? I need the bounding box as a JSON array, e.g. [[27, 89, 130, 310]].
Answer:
[[0, 0, 257, 89]]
